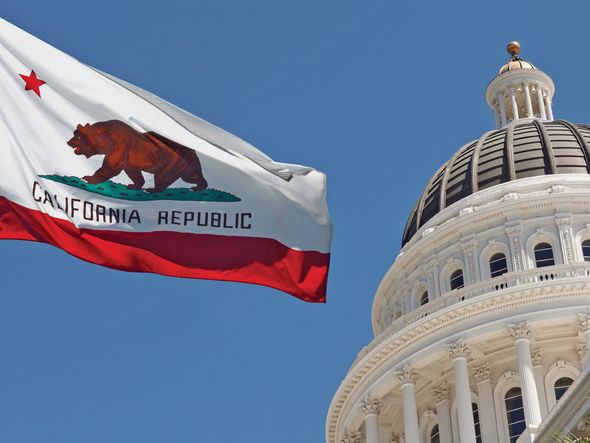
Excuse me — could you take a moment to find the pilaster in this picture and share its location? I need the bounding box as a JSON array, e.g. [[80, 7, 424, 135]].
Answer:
[[432, 383, 452, 443], [461, 237, 479, 285], [555, 216, 575, 264], [474, 363, 499, 443], [506, 223, 525, 271]]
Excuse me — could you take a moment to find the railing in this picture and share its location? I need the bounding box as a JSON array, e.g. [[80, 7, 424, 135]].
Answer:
[[392, 263, 590, 331]]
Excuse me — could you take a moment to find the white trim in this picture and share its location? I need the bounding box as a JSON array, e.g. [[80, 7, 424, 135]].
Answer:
[[413, 281, 430, 310], [525, 230, 563, 269], [493, 371, 521, 442], [419, 410, 438, 443], [575, 225, 590, 263], [439, 259, 465, 295], [544, 359, 580, 411], [479, 240, 512, 279]]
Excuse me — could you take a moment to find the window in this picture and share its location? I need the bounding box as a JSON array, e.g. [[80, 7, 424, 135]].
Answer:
[[490, 253, 508, 278], [420, 290, 429, 306], [554, 377, 573, 401], [534, 243, 555, 268], [473, 403, 482, 443], [505, 387, 526, 443], [450, 269, 464, 290], [583, 240, 590, 262], [430, 424, 440, 443]]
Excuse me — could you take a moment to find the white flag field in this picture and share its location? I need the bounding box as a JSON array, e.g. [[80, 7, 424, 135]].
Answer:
[[0, 18, 332, 302]]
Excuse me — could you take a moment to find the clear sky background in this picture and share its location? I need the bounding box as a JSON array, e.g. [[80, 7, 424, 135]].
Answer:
[[2, 1, 590, 442]]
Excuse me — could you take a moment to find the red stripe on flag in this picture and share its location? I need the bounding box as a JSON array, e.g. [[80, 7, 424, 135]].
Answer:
[[0, 197, 329, 302]]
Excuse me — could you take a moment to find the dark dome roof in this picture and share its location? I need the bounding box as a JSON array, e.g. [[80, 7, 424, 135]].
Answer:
[[402, 120, 590, 246]]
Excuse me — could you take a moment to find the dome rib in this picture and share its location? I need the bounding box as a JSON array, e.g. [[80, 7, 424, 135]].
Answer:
[[505, 123, 517, 180], [402, 120, 590, 247], [558, 120, 590, 171], [532, 119, 557, 174], [439, 143, 465, 209]]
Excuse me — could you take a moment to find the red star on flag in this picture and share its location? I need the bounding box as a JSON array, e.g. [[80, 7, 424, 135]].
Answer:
[[19, 70, 46, 97]]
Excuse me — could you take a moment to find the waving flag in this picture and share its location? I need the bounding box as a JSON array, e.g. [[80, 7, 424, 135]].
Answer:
[[0, 18, 331, 302]]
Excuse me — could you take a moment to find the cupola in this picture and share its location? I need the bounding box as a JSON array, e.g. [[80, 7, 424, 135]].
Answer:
[[485, 41, 555, 128]]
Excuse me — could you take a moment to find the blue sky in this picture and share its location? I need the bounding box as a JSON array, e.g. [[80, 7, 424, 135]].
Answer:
[[2, 1, 590, 442]]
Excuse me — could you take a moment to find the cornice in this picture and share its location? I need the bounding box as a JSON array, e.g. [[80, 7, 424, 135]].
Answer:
[[372, 176, 590, 334], [328, 281, 590, 443]]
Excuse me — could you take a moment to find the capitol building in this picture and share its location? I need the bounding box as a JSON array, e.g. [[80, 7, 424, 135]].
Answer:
[[326, 43, 590, 443]]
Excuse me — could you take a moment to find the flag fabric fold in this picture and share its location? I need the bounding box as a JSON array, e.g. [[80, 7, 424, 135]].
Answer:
[[0, 18, 331, 302]]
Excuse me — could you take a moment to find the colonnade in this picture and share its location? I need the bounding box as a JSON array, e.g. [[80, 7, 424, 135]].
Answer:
[[349, 317, 590, 443], [492, 81, 553, 127]]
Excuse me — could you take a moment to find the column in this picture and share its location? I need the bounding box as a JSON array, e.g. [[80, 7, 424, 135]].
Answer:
[[523, 82, 534, 117], [545, 93, 554, 121], [536, 84, 547, 119], [341, 431, 361, 443], [555, 216, 575, 264], [493, 101, 501, 128], [360, 396, 383, 443], [474, 363, 499, 443], [577, 314, 590, 371], [433, 383, 453, 443], [506, 223, 525, 271], [447, 341, 476, 443], [508, 323, 542, 429], [396, 365, 420, 443], [509, 87, 519, 121], [531, 349, 549, 418], [497, 93, 507, 126]]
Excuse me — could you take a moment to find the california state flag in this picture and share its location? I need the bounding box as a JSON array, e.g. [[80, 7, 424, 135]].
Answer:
[[0, 18, 331, 302]]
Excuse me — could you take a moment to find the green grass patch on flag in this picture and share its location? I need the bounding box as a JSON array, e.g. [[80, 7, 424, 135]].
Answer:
[[40, 175, 241, 202]]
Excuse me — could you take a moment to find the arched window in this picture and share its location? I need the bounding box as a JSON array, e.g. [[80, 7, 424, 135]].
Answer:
[[420, 290, 429, 306], [505, 387, 526, 442], [583, 240, 590, 262], [489, 253, 508, 278], [534, 243, 555, 268], [472, 403, 482, 443], [554, 377, 574, 401], [450, 269, 464, 290], [430, 424, 440, 443]]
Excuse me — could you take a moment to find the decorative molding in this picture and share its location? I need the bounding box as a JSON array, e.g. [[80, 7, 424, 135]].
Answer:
[[549, 359, 574, 371], [555, 217, 574, 227], [578, 314, 590, 333], [474, 363, 491, 383], [531, 348, 542, 367], [395, 364, 419, 386], [556, 217, 575, 263], [359, 395, 383, 416], [447, 340, 471, 360], [422, 409, 436, 421], [508, 322, 531, 340], [500, 370, 519, 382], [506, 223, 524, 271], [341, 431, 361, 443], [460, 239, 477, 284], [425, 260, 438, 297], [432, 383, 450, 403], [577, 343, 587, 360]]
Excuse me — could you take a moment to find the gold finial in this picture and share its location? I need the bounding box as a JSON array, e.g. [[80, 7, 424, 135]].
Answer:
[[507, 41, 521, 58]]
